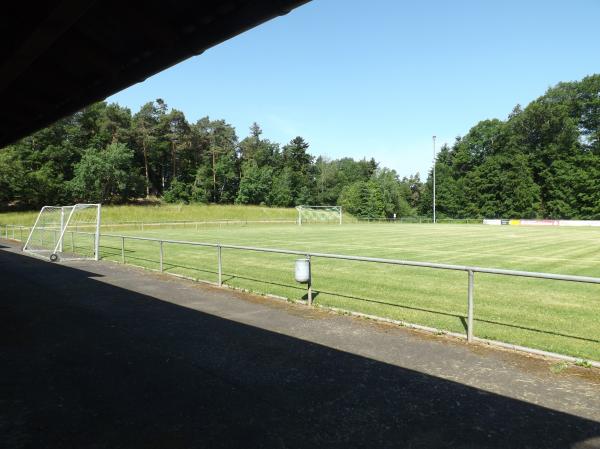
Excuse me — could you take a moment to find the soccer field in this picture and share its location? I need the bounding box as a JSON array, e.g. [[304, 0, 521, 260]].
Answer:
[[96, 223, 600, 362]]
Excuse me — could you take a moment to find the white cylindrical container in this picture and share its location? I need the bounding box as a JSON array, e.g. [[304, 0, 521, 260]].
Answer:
[[295, 258, 310, 283]]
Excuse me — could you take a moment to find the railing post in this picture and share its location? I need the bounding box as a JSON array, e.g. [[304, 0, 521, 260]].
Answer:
[[217, 244, 222, 286], [121, 236, 125, 263], [467, 269, 474, 343], [159, 240, 164, 272], [307, 255, 313, 306]]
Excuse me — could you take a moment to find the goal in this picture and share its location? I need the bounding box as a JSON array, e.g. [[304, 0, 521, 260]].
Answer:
[[23, 204, 101, 261], [296, 205, 342, 225]]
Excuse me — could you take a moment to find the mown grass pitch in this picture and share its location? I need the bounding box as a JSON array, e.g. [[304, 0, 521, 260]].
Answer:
[[96, 223, 600, 362]]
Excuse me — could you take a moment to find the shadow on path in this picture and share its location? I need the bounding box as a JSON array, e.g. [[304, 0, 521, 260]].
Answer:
[[2, 247, 598, 448]]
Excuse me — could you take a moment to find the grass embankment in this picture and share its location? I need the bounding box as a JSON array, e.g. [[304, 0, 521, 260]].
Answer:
[[0, 203, 298, 226]]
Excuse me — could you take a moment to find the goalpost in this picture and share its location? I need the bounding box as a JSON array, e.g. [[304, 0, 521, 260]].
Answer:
[[296, 205, 342, 225], [23, 204, 101, 262]]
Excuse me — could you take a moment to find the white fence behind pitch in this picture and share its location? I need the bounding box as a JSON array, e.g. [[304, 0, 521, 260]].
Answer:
[[483, 219, 600, 227]]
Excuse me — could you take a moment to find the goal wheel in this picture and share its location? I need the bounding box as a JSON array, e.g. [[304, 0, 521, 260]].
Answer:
[[49, 253, 59, 262]]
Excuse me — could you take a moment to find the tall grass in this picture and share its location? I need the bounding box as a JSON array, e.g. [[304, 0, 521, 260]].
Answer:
[[0, 203, 298, 226]]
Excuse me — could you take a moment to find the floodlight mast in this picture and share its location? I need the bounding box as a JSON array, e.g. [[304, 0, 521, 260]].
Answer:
[[432, 135, 437, 224]]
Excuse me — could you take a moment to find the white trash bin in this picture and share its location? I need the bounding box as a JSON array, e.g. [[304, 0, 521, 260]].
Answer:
[[295, 258, 310, 284]]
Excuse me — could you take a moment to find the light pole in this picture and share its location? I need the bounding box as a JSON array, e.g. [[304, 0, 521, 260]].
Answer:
[[432, 135, 436, 224]]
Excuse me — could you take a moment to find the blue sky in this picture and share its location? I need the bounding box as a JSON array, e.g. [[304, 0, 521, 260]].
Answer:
[[107, 0, 600, 179]]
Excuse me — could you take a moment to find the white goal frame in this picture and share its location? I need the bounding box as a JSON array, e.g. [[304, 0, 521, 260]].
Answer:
[[23, 204, 102, 262], [296, 205, 342, 226]]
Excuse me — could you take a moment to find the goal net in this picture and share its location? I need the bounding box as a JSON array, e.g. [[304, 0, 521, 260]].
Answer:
[[296, 205, 342, 225], [23, 204, 101, 261]]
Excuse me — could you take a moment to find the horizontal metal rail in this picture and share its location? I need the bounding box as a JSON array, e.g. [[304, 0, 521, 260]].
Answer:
[[107, 218, 295, 224], [0, 219, 297, 233], [3, 217, 482, 233], [3, 224, 599, 365], [99, 232, 600, 284], [100, 232, 600, 365], [97, 219, 297, 227], [5, 225, 600, 283]]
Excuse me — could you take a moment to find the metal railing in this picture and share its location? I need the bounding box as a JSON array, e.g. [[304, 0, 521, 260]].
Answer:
[[0, 219, 297, 236], [2, 224, 599, 366], [97, 219, 297, 231], [2, 217, 487, 238], [2, 224, 29, 241], [100, 233, 600, 359]]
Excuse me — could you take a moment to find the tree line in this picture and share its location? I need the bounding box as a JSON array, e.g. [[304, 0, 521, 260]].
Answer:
[[0, 99, 421, 217], [1, 73, 598, 219], [420, 74, 600, 219]]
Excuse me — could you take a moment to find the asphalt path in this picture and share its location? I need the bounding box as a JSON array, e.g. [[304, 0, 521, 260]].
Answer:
[[1, 240, 599, 448]]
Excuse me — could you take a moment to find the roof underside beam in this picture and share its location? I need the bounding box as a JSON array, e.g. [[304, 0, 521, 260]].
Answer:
[[0, 0, 310, 148]]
